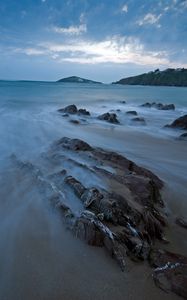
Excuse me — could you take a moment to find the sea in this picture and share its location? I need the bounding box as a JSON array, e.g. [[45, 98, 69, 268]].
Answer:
[[0, 80, 186, 300]]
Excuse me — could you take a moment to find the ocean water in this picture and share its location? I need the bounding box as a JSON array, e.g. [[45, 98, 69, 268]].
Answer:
[[0, 80, 187, 300]]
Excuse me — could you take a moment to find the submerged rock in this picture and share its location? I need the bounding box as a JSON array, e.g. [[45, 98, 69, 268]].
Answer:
[[69, 119, 80, 125], [132, 117, 146, 125], [126, 111, 138, 116], [141, 102, 175, 110], [149, 249, 187, 298], [98, 113, 119, 124]]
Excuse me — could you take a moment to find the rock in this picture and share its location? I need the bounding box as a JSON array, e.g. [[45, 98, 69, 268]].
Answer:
[[70, 119, 80, 125], [161, 104, 175, 110], [176, 217, 187, 229], [62, 113, 69, 117], [141, 102, 152, 108], [149, 249, 187, 298], [73, 210, 126, 270], [126, 111, 138, 116], [120, 100, 126, 104], [132, 117, 146, 124], [179, 132, 187, 140], [58, 104, 78, 114], [48, 137, 166, 268], [165, 114, 187, 130], [141, 102, 175, 110], [56, 137, 93, 151], [98, 113, 119, 124], [65, 176, 86, 197], [78, 108, 90, 115]]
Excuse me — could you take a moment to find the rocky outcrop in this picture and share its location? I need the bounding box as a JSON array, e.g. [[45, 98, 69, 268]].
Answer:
[[47, 137, 167, 271], [165, 115, 187, 130], [149, 249, 187, 298], [141, 102, 175, 110], [98, 113, 119, 124]]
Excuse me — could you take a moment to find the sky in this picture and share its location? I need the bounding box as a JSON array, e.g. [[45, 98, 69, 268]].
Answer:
[[0, 0, 187, 82]]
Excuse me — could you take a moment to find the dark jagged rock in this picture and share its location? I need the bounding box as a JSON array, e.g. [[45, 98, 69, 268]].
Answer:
[[73, 210, 126, 270], [132, 117, 146, 125], [47, 137, 166, 269], [176, 217, 187, 229], [149, 249, 187, 298], [55, 137, 93, 151], [141, 102, 175, 110], [58, 104, 78, 114], [98, 113, 119, 124], [119, 100, 126, 104], [78, 108, 90, 115], [165, 114, 187, 130], [126, 111, 138, 116]]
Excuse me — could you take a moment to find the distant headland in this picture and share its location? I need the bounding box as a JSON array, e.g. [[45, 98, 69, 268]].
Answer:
[[113, 68, 187, 87], [57, 76, 102, 84]]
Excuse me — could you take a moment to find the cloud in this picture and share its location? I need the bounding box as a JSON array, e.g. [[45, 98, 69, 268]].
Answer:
[[13, 48, 44, 56], [38, 36, 178, 67], [51, 24, 87, 35], [11, 35, 187, 68], [138, 13, 162, 26], [122, 4, 128, 13]]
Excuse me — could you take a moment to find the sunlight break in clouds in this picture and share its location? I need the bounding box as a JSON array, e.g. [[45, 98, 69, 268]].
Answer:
[[13, 35, 187, 68], [51, 24, 87, 35], [36, 35, 176, 67]]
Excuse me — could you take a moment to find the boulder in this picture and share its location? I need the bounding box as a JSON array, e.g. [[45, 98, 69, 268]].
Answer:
[[58, 104, 78, 114], [78, 108, 90, 115], [98, 113, 119, 124], [165, 114, 187, 130]]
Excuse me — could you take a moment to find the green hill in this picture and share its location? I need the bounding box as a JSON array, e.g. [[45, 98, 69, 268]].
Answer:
[[57, 76, 102, 84], [113, 68, 187, 87]]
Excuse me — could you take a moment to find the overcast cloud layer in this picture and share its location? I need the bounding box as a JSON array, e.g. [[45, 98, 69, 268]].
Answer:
[[0, 0, 187, 82]]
